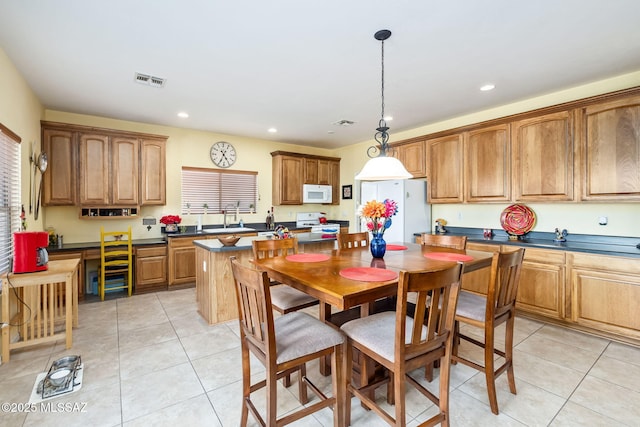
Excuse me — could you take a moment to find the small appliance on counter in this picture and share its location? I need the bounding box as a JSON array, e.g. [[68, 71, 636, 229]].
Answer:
[[13, 231, 49, 273]]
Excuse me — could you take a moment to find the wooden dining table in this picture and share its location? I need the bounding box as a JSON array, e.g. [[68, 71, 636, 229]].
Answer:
[[254, 242, 495, 375]]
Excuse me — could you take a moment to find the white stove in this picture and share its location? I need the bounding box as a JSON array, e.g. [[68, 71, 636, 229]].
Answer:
[[295, 213, 340, 234]]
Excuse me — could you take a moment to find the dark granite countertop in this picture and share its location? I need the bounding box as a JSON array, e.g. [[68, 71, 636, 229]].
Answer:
[[47, 238, 167, 253], [193, 232, 337, 252], [163, 220, 349, 238], [415, 227, 640, 258]]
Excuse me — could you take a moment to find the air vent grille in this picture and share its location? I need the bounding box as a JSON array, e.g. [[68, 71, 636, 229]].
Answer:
[[333, 119, 355, 126], [134, 72, 166, 88]]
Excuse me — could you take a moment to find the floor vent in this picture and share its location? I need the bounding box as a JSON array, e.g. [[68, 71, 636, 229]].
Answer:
[[134, 72, 166, 88]]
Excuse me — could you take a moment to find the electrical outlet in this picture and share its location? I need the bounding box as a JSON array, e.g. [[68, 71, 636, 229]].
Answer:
[[457, 211, 463, 221]]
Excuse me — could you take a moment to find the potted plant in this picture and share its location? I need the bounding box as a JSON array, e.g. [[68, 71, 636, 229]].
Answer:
[[160, 214, 182, 233]]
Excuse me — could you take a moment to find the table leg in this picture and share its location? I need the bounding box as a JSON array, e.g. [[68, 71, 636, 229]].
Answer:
[[1, 281, 9, 362], [319, 302, 331, 376], [65, 278, 72, 350]]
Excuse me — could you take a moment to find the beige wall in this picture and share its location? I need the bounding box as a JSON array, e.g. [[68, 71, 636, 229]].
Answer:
[[3, 46, 640, 242]]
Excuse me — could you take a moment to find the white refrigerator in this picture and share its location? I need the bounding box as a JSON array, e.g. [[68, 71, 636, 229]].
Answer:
[[359, 179, 431, 243]]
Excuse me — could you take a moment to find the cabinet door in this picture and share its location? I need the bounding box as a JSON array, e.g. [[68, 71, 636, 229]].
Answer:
[[465, 124, 511, 202], [168, 237, 198, 286], [140, 139, 166, 205], [329, 160, 340, 205], [111, 137, 139, 205], [79, 134, 110, 205], [427, 134, 463, 203], [513, 111, 574, 201], [135, 246, 168, 292], [273, 155, 303, 205], [42, 128, 76, 206], [582, 95, 640, 200], [397, 140, 426, 178], [516, 247, 566, 319], [317, 160, 331, 185], [304, 158, 318, 184]]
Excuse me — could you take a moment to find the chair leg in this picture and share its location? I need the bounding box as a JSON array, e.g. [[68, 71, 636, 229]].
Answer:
[[393, 367, 406, 427], [240, 345, 251, 427], [484, 328, 499, 415], [298, 363, 308, 404], [266, 366, 278, 426], [345, 342, 353, 426], [505, 315, 517, 395], [332, 343, 345, 427]]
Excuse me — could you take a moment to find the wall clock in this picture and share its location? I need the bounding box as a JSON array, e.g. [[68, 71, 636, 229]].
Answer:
[[210, 141, 236, 168]]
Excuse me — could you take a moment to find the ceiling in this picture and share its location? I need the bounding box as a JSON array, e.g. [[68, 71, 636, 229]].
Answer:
[[1, 1, 640, 149]]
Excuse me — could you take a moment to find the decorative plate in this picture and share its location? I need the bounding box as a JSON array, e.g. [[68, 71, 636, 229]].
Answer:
[[500, 204, 536, 235]]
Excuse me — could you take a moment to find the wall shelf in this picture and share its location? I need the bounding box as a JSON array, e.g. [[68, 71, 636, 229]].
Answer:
[[80, 208, 138, 219]]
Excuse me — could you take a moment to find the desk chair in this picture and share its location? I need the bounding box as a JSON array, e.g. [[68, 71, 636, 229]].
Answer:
[[99, 226, 133, 301], [452, 248, 525, 415], [341, 263, 463, 427], [229, 256, 345, 427], [417, 233, 467, 250]]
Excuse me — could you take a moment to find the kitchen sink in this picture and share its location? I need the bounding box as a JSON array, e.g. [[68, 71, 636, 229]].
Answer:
[[202, 227, 256, 234]]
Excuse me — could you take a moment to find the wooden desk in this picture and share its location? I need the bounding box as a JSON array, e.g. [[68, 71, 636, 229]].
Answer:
[[1, 258, 80, 362]]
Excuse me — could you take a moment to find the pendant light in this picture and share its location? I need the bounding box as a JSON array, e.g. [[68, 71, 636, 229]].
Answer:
[[355, 29, 412, 181]]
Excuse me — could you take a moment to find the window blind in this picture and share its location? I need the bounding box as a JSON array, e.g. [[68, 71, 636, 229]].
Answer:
[[0, 124, 21, 275], [181, 167, 257, 215]]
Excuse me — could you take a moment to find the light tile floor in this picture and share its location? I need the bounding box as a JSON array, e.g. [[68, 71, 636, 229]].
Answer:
[[1, 288, 640, 426]]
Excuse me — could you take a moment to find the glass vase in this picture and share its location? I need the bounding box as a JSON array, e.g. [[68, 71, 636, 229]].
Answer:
[[370, 233, 386, 258]]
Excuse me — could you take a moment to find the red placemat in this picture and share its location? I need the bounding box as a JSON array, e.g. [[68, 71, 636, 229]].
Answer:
[[285, 253, 330, 262], [386, 244, 408, 251], [339, 267, 398, 282], [424, 252, 474, 262]]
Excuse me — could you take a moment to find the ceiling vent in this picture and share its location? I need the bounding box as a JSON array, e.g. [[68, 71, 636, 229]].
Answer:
[[134, 72, 166, 88], [333, 119, 355, 126]]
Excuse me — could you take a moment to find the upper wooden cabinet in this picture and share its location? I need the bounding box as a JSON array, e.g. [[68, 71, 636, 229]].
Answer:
[[272, 151, 340, 205], [426, 134, 464, 203], [464, 124, 511, 202], [391, 140, 426, 178], [581, 95, 640, 201], [42, 128, 76, 206], [41, 121, 167, 208], [140, 139, 166, 205], [512, 111, 575, 201]]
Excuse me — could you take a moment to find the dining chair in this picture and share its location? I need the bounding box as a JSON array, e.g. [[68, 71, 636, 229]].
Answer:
[[452, 248, 525, 415], [251, 238, 319, 315], [229, 256, 346, 427], [341, 263, 463, 427], [417, 233, 467, 250], [98, 226, 133, 300], [336, 231, 370, 253]]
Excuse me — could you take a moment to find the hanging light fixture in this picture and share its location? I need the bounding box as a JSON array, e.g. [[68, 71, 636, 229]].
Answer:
[[355, 29, 412, 181]]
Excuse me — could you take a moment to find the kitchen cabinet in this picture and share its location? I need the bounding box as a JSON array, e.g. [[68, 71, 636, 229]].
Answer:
[[47, 251, 84, 299], [41, 121, 167, 210], [135, 245, 168, 293], [392, 139, 426, 178], [168, 236, 201, 287], [568, 252, 640, 342], [42, 128, 76, 206], [512, 111, 575, 201], [463, 242, 498, 294], [465, 124, 511, 202], [272, 151, 340, 205], [581, 95, 640, 201], [140, 138, 166, 205], [512, 246, 566, 319], [426, 134, 464, 203]]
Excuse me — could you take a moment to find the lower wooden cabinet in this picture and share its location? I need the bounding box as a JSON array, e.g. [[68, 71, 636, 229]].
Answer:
[[463, 242, 498, 294], [168, 236, 200, 287], [568, 252, 640, 342], [48, 252, 84, 298], [513, 246, 566, 319], [135, 245, 168, 293]]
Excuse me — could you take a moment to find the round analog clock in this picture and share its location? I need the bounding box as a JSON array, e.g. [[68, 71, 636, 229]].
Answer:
[[209, 141, 236, 168]]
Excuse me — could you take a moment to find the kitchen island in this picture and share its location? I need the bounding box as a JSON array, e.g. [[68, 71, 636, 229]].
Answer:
[[193, 233, 337, 324]]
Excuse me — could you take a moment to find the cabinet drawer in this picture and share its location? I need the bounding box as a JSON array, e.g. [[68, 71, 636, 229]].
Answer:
[[467, 242, 500, 252], [569, 252, 640, 274], [510, 246, 565, 264], [168, 236, 199, 249], [136, 246, 167, 258]]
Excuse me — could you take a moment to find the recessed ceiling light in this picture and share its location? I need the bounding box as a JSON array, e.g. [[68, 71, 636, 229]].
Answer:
[[177, 112, 189, 118], [268, 128, 277, 133], [480, 84, 495, 91]]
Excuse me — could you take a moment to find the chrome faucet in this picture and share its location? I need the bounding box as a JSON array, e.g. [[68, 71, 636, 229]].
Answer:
[[223, 204, 237, 228]]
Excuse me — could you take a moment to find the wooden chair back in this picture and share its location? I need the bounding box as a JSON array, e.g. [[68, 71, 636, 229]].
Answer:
[[99, 226, 133, 300], [336, 232, 369, 253], [230, 256, 275, 357], [417, 233, 467, 250], [252, 238, 298, 260], [487, 248, 525, 321]]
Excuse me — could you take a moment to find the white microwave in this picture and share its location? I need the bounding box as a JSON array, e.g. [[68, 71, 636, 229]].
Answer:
[[303, 184, 332, 203]]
